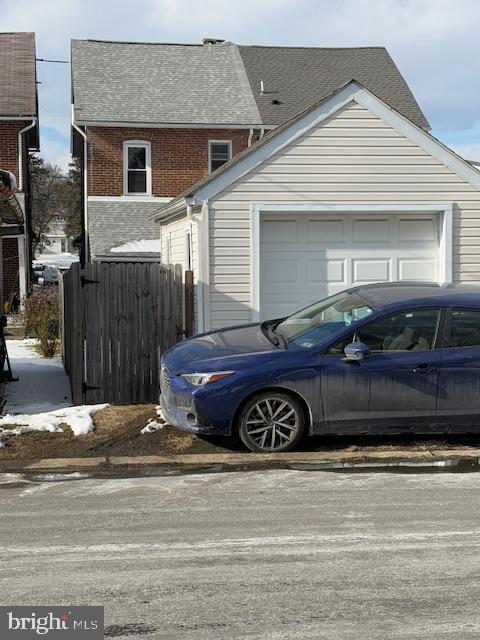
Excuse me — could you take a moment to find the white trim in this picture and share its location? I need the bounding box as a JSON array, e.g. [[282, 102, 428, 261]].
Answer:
[[74, 119, 268, 130], [201, 202, 211, 331], [123, 140, 152, 196], [88, 195, 171, 203], [208, 140, 232, 173], [188, 82, 480, 204], [250, 202, 454, 323]]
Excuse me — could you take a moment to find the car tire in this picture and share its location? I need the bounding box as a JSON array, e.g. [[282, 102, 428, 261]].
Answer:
[[238, 392, 306, 453]]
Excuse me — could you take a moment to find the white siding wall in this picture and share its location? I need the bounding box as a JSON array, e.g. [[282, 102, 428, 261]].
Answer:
[[207, 101, 480, 329], [160, 216, 199, 331]]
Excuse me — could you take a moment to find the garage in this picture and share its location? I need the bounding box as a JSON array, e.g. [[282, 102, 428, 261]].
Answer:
[[260, 212, 440, 319]]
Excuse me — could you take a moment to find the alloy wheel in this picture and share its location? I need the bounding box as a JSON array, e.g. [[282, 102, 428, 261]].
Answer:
[[243, 396, 301, 452]]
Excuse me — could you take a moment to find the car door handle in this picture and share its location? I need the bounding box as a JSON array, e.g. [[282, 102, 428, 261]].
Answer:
[[412, 363, 439, 373]]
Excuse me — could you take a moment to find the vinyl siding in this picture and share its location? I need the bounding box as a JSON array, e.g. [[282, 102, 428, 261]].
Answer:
[[160, 216, 199, 331], [207, 100, 480, 330]]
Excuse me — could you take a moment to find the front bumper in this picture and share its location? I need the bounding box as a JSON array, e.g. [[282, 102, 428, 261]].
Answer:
[[160, 392, 214, 435], [160, 366, 225, 435]]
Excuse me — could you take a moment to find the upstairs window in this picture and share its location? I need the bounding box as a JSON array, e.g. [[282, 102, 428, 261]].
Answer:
[[209, 141, 232, 172], [124, 141, 151, 195]]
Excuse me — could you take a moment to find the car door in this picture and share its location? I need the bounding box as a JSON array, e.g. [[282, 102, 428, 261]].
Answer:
[[319, 308, 444, 433], [437, 308, 480, 431]]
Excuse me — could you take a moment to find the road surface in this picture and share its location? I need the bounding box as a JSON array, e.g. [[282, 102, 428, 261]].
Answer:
[[1, 469, 480, 639]]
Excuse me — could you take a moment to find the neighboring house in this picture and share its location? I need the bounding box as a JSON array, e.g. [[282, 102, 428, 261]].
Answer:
[[0, 32, 38, 304], [70, 38, 427, 262], [41, 214, 70, 254], [154, 81, 480, 331]]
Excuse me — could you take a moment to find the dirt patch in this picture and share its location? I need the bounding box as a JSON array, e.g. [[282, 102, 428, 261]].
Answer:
[[2, 404, 480, 461], [0, 405, 235, 460]]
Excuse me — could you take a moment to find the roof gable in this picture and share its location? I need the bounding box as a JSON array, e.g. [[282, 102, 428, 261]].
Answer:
[[154, 81, 480, 219], [0, 32, 37, 117]]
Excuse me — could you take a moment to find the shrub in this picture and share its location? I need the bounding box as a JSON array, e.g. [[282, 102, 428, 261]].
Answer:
[[24, 287, 60, 357]]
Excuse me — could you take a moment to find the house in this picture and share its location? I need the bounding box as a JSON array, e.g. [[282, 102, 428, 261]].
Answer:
[[0, 32, 39, 305], [41, 214, 70, 255], [154, 80, 480, 332], [70, 38, 428, 263]]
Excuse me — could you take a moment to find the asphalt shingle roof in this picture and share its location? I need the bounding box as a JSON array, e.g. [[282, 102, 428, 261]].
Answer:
[[71, 39, 429, 130], [71, 40, 262, 126], [0, 32, 37, 117], [238, 45, 429, 129]]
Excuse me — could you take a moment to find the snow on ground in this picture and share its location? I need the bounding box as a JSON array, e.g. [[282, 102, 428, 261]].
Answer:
[[33, 252, 79, 269], [1, 339, 107, 437], [6, 339, 72, 414], [110, 239, 161, 254], [0, 404, 108, 436]]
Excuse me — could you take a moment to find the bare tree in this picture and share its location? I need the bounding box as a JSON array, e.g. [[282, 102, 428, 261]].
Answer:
[[29, 155, 66, 257]]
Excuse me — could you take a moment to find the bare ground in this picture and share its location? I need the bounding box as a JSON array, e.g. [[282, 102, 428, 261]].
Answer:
[[2, 404, 480, 461]]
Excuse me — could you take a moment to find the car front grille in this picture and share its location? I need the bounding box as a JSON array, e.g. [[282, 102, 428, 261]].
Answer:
[[161, 366, 170, 392]]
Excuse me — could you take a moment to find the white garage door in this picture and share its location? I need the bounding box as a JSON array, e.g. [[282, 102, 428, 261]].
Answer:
[[260, 213, 440, 319]]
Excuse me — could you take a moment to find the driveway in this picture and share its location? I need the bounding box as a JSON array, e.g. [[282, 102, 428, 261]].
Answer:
[[1, 469, 480, 638]]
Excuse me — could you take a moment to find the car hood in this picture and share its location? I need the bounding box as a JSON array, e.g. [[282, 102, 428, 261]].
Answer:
[[163, 323, 281, 372]]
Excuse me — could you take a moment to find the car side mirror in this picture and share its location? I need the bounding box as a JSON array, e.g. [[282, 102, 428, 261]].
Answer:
[[343, 341, 370, 362]]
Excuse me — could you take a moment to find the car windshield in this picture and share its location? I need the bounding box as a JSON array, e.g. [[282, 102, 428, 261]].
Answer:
[[275, 290, 374, 348]]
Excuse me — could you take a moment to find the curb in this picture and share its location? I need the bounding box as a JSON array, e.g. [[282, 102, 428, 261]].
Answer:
[[1, 448, 480, 474]]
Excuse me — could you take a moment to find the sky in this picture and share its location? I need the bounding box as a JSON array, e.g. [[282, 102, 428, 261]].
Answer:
[[2, 0, 480, 172]]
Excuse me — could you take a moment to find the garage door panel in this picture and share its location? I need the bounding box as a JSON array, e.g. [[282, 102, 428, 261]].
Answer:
[[398, 258, 437, 281], [353, 258, 391, 283], [307, 219, 345, 242], [307, 258, 346, 284], [263, 257, 299, 284], [262, 219, 298, 243], [398, 217, 437, 242], [260, 213, 440, 319], [353, 218, 391, 242]]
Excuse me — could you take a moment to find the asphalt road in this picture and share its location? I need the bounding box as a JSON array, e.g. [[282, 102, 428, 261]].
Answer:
[[2, 469, 480, 639]]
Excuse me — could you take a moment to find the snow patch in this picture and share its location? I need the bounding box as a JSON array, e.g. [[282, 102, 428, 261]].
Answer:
[[34, 252, 79, 269], [110, 239, 160, 254], [141, 408, 167, 434], [0, 404, 108, 437], [5, 339, 72, 414], [141, 420, 165, 434]]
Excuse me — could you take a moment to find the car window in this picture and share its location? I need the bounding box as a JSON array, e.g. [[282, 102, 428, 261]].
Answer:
[[327, 308, 441, 354], [447, 309, 480, 348]]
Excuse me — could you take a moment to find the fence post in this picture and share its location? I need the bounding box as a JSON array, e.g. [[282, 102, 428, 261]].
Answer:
[[184, 270, 194, 338]]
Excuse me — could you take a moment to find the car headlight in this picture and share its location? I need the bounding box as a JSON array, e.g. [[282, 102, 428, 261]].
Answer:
[[180, 371, 235, 386]]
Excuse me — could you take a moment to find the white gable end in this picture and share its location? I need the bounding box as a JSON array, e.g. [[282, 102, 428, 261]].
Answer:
[[200, 98, 480, 329]]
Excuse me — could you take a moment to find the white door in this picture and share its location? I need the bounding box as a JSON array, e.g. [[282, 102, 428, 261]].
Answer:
[[260, 213, 439, 319]]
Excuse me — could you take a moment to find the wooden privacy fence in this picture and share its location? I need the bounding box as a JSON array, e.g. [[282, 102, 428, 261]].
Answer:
[[61, 262, 189, 405]]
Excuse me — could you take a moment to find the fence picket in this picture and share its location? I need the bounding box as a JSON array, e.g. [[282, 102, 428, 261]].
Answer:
[[61, 262, 183, 405]]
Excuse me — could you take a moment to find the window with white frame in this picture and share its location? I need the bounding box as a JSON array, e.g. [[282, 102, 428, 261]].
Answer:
[[209, 141, 232, 172], [124, 141, 151, 195]]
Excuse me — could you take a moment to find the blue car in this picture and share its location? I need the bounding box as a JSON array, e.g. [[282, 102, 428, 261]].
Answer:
[[160, 282, 480, 452]]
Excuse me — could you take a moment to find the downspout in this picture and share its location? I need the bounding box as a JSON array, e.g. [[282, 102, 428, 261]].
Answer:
[[71, 105, 88, 263], [247, 128, 254, 147], [17, 118, 36, 298], [17, 119, 37, 191]]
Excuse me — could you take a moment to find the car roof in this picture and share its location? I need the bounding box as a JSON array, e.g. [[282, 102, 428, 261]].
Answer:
[[353, 282, 480, 309]]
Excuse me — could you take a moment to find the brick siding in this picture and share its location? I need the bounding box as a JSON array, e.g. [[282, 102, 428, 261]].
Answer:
[[87, 127, 250, 197], [0, 121, 30, 301], [2, 237, 19, 299]]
